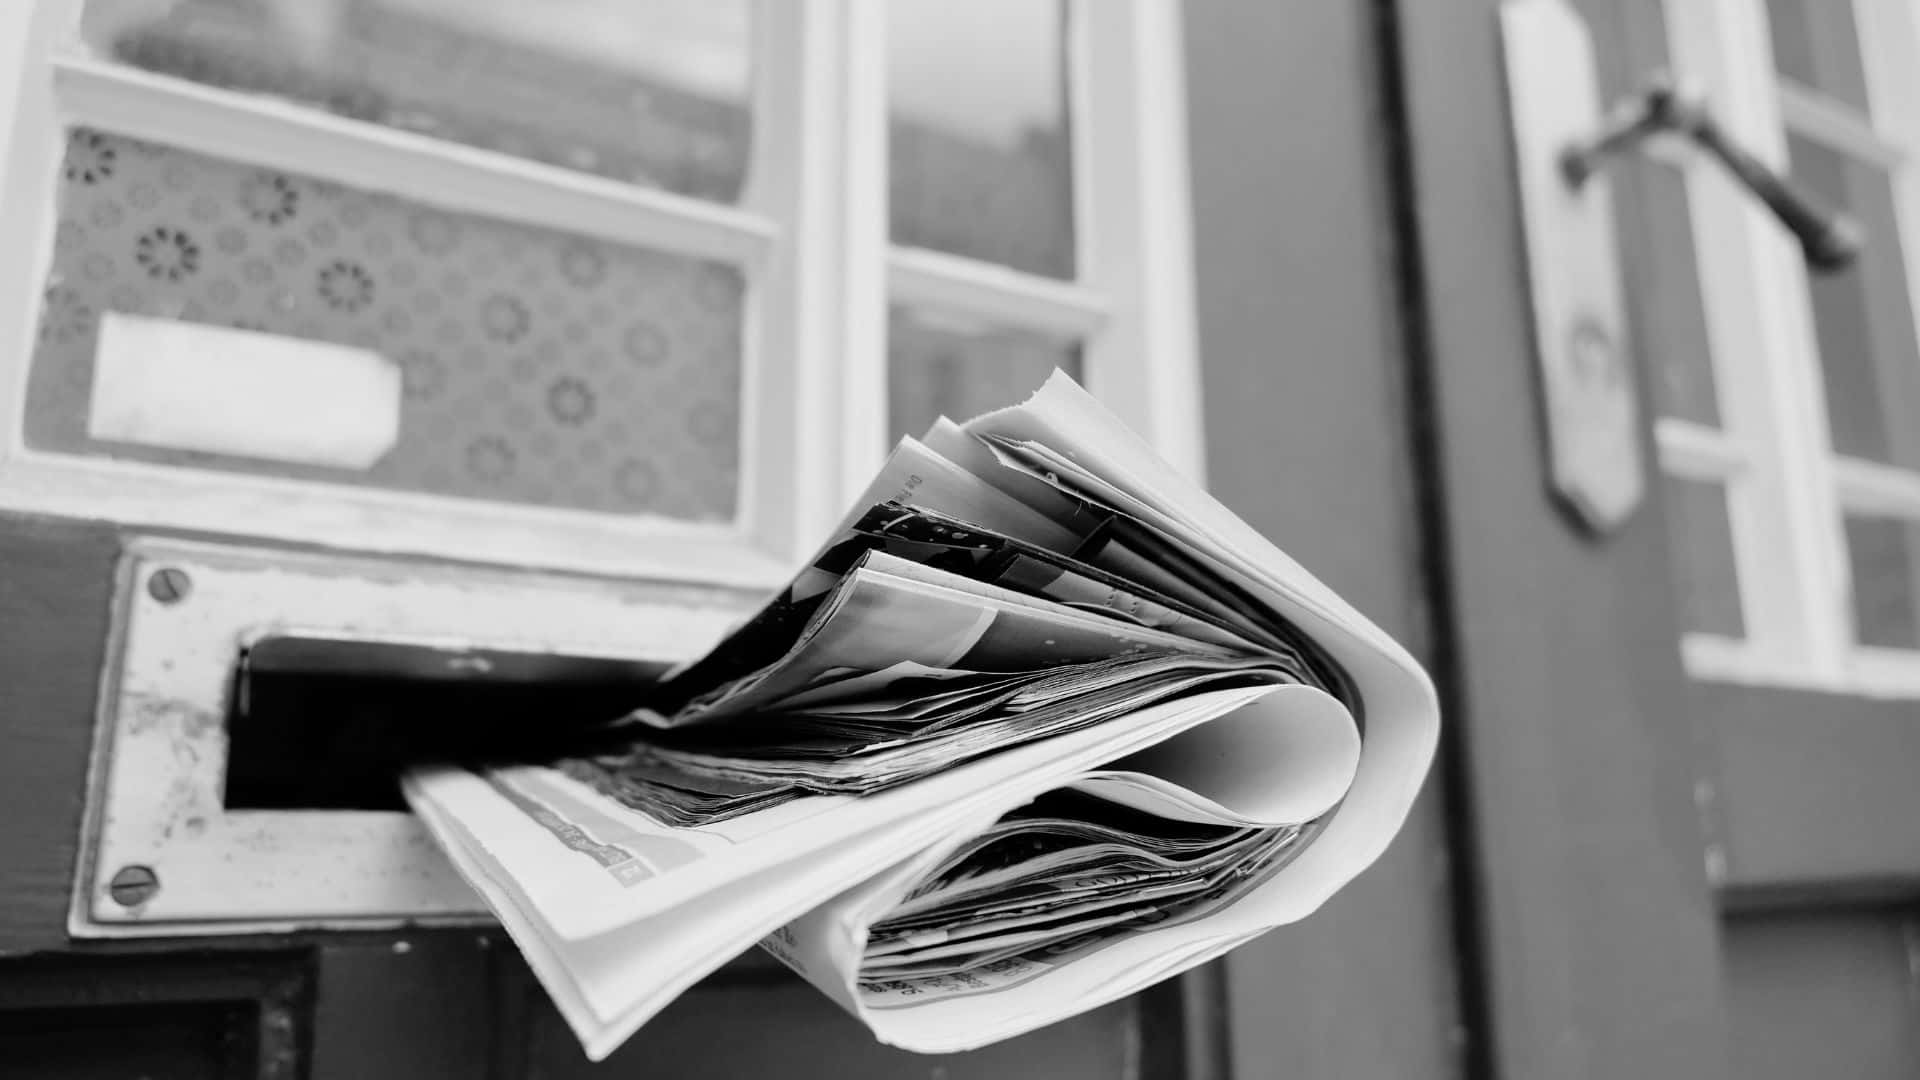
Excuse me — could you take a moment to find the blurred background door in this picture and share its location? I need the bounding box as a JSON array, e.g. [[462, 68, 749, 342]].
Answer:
[[0, 2, 1472, 1077], [1405, 0, 1920, 1076]]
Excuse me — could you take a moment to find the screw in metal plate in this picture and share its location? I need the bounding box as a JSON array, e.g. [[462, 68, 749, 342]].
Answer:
[[147, 567, 191, 605], [108, 864, 160, 908]]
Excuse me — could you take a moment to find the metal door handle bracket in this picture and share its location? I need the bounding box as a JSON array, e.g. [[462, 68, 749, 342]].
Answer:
[[1501, 0, 1646, 534], [1562, 78, 1863, 272]]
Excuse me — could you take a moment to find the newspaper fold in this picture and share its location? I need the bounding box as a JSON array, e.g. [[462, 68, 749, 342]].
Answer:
[[404, 372, 1438, 1059]]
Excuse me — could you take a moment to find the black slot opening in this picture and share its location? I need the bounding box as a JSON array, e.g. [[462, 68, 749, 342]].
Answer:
[[223, 635, 670, 812]]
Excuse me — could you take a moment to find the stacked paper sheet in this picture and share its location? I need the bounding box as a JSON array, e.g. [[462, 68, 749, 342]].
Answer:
[[404, 372, 1438, 1059]]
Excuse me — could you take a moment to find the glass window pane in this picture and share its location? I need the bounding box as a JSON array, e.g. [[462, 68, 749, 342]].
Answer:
[[83, 0, 755, 202], [30, 129, 742, 521], [887, 0, 1075, 279], [1636, 164, 1720, 426], [1842, 513, 1920, 648], [1765, 0, 1870, 112], [1787, 134, 1920, 468], [1661, 474, 1745, 637], [888, 306, 1079, 442]]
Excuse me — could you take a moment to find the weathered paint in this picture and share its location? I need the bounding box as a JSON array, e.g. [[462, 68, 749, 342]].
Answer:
[[78, 537, 758, 935]]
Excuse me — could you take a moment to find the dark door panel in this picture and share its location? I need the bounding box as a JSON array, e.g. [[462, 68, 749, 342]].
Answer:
[[1725, 908, 1920, 1080], [0, 515, 122, 955], [1393, 0, 1734, 1074], [0, 953, 308, 1080], [1185, 4, 1466, 1077], [1695, 682, 1920, 897], [523, 973, 1140, 1080]]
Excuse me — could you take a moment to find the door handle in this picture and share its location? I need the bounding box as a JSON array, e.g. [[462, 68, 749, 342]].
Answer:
[[1501, 0, 1647, 534], [1498, 0, 1862, 537], [1562, 78, 1863, 272]]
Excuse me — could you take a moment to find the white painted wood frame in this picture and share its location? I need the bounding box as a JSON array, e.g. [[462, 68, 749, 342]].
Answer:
[[854, 0, 1207, 491], [0, 0, 1205, 586], [1663, 0, 1920, 696]]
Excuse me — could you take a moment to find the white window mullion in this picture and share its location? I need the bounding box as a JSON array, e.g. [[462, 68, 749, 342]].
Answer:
[[1844, 647, 1920, 695], [50, 56, 776, 266], [740, 0, 885, 556], [0, 1, 77, 444], [822, 0, 891, 513], [1732, 0, 1855, 678], [1832, 456, 1920, 518], [1076, 0, 1204, 483], [1857, 0, 1920, 509], [1776, 80, 1903, 168], [1854, 0, 1920, 152], [1666, 0, 1851, 678], [1654, 417, 1753, 479], [1830, 0, 1920, 676], [887, 247, 1108, 338]]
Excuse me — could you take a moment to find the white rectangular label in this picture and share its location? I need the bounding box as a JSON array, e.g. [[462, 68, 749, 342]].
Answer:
[[87, 314, 401, 470]]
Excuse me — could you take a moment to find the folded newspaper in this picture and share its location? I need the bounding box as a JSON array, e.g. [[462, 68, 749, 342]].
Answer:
[[404, 372, 1438, 1060]]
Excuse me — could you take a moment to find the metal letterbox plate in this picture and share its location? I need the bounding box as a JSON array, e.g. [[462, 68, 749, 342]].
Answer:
[[72, 538, 755, 937]]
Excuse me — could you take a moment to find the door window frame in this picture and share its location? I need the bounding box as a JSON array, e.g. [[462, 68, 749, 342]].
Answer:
[[1661, 0, 1920, 695], [0, 0, 1204, 586]]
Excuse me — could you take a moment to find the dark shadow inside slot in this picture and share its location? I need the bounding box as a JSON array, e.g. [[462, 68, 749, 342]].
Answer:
[[223, 634, 671, 812], [0, 1000, 256, 1076]]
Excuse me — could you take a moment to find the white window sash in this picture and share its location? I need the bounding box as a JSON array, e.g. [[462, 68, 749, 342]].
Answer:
[[1663, 0, 1920, 693], [849, 0, 1204, 492], [0, 0, 1203, 587]]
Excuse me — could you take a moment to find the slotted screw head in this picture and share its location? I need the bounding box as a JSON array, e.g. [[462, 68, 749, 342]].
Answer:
[[147, 567, 191, 604], [108, 864, 160, 907]]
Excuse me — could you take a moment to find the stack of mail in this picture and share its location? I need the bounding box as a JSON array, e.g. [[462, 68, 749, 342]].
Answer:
[[404, 372, 1438, 1059]]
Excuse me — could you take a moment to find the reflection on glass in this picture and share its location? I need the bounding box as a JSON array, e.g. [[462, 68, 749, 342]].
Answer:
[[30, 129, 742, 521], [1661, 475, 1745, 638], [1787, 134, 1920, 468], [1843, 513, 1920, 648], [1764, 0, 1870, 112], [82, 0, 755, 201], [887, 306, 1079, 443], [1637, 163, 1719, 426], [887, 0, 1074, 279]]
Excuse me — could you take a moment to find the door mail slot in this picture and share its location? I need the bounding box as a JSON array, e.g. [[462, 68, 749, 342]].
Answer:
[[225, 635, 672, 812], [72, 539, 755, 938]]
